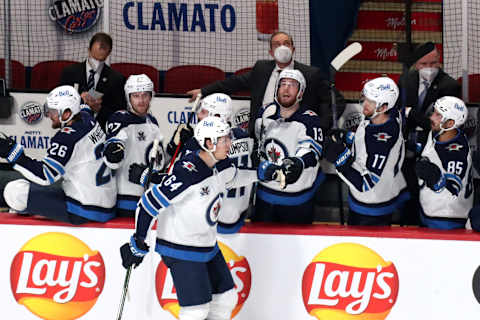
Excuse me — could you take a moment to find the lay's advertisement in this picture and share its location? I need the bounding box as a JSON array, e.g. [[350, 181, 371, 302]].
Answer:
[[1, 224, 480, 319]]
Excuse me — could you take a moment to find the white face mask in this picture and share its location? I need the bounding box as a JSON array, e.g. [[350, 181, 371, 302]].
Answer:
[[274, 45, 293, 64], [88, 57, 105, 71], [419, 67, 439, 82]]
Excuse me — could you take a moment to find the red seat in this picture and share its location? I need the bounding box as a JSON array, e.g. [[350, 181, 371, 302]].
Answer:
[[164, 65, 225, 94], [111, 62, 159, 93], [31, 60, 77, 91], [458, 74, 480, 103], [0, 59, 26, 89], [232, 67, 252, 97]]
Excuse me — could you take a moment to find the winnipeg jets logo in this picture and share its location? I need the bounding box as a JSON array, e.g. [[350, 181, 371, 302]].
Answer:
[[137, 131, 146, 141], [373, 132, 391, 142], [182, 161, 197, 172], [446, 143, 463, 151], [61, 127, 76, 134], [206, 194, 223, 226], [200, 186, 210, 196], [263, 138, 287, 165]]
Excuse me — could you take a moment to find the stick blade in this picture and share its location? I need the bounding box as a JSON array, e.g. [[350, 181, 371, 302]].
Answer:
[[262, 103, 277, 120], [331, 42, 362, 71]]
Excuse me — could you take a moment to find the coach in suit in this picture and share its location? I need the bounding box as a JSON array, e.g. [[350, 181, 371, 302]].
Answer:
[[187, 31, 344, 135], [399, 42, 461, 135], [398, 42, 461, 225], [59, 32, 126, 130]]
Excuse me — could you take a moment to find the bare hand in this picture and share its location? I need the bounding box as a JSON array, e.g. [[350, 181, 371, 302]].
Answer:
[[186, 89, 201, 102], [81, 92, 102, 112]]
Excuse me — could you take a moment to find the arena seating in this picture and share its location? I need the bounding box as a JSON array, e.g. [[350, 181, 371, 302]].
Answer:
[[30, 60, 77, 91], [163, 65, 225, 94], [0, 59, 26, 89], [111, 62, 160, 93]]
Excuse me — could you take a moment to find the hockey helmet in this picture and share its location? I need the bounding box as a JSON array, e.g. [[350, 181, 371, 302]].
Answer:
[[433, 96, 468, 132], [194, 116, 231, 153], [361, 77, 399, 118], [124, 74, 154, 113], [274, 69, 306, 106], [45, 85, 81, 127], [199, 93, 233, 124]]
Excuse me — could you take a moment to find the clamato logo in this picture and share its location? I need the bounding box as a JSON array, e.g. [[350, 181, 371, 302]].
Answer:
[[302, 243, 399, 320], [10, 232, 105, 320], [155, 242, 251, 318]]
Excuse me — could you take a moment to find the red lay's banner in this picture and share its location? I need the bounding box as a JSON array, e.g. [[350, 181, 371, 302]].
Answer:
[[302, 243, 399, 320], [9, 232, 105, 320], [155, 242, 251, 319]]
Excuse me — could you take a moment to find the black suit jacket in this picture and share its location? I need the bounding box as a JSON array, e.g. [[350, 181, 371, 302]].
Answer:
[[201, 60, 345, 135], [398, 68, 461, 132], [59, 61, 127, 130]]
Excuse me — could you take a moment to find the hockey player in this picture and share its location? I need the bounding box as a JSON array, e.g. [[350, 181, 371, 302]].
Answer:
[[415, 96, 473, 229], [324, 77, 409, 226], [252, 69, 325, 224], [0, 85, 116, 224], [120, 116, 259, 320], [129, 93, 255, 233], [103, 74, 166, 217]]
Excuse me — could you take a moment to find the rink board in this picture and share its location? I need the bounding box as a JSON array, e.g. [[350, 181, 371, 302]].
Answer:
[[1, 215, 480, 320]]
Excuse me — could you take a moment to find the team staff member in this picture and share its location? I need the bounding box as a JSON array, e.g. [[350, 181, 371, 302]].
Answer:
[[187, 31, 344, 135], [59, 32, 126, 130]]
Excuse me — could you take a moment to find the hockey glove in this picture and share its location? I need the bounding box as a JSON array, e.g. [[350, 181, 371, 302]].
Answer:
[[104, 141, 125, 163], [167, 124, 194, 156], [129, 163, 167, 186], [0, 133, 23, 163], [324, 141, 353, 170], [415, 158, 444, 191], [280, 157, 304, 185], [120, 234, 149, 269], [326, 128, 354, 146], [257, 161, 281, 181]]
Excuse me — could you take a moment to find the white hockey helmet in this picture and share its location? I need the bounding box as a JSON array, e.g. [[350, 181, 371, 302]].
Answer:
[[433, 96, 468, 133], [124, 74, 154, 112], [274, 69, 306, 106], [195, 116, 231, 153], [45, 85, 81, 127], [361, 77, 399, 118], [199, 93, 233, 124]]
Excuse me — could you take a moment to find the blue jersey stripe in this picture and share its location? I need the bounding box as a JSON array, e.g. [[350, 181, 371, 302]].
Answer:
[[155, 242, 219, 262], [66, 201, 115, 222]]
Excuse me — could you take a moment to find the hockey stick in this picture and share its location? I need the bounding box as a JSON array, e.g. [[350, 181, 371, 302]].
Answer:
[[329, 42, 362, 129], [166, 93, 202, 173], [249, 103, 278, 207], [116, 139, 160, 320]]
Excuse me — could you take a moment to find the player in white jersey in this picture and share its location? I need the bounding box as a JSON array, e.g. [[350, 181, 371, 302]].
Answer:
[[0, 85, 116, 224], [253, 69, 325, 224], [103, 74, 166, 217], [415, 96, 473, 229], [324, 77, 409, 226], [120, 117, 259, 320], [130, 93, 255, 233]]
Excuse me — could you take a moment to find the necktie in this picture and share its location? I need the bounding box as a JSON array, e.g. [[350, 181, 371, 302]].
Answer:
[[87, 69, 95, 91], [418, 80, 429, 108]]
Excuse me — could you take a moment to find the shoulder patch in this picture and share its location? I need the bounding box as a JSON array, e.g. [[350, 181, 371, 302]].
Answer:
[[446, 143, 463, 151], [303, 110, 318, 116], [61, 127, 76, 134], [373, 132, 392, 142], [182, 161, 198, 172]]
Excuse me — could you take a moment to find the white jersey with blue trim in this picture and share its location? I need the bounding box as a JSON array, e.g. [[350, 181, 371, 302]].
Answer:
[[337, 110, 408, 214], [218, 128, 254, 234], [254, 103, 324, 204], [13, 110, 116, 220], [136, 152, 257, 262], [419, 130, 473, 219], [105, 111, 166, 198]]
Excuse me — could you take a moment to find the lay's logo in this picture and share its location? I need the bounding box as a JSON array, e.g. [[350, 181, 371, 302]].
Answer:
[[302, 243, 399, 320], [156, 242, 251, 318], [10, 232, 105, 320]]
